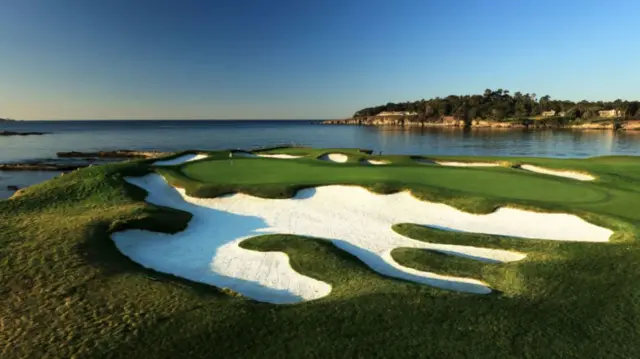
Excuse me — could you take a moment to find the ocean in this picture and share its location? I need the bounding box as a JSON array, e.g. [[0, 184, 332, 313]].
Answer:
[[2, 120, 640, 198]]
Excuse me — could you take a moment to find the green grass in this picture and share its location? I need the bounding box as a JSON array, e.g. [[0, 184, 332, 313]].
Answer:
[[2, 148, 640, 358]]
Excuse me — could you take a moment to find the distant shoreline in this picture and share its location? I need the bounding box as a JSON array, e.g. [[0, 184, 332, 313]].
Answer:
[[0, 131, 49, 136], [322, 117, 640, 131]]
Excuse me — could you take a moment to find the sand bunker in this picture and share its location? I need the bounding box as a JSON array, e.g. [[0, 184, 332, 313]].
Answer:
[[153, 154, 208, 166], [416, 158, 594, 181], [319, 153, 348, 163], [113, 173, 612, 304], [256, 154, 303, 159], [435, 161, 501, 167], [229, 152, 302, 159], [414, 158, 499, 167], [520, 165, 595, 181], [362, 159, 389, 165]]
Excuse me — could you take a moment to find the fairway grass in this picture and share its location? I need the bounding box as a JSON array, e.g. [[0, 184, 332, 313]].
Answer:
[[2, 148, 640, 358]]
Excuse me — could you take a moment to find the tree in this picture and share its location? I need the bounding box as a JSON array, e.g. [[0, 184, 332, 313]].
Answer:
[[351, 89, 638, 123], [539, 95, 552, 111], [628, 102, 640, 119], [491, 108, 507, 121], [425, 105, 435, 118]]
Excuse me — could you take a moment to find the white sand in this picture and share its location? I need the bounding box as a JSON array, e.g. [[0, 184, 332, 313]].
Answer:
[[362, 159, 389, 165], [113, 174, 612, 304], [417, 158, 595, 181], [520, 165, 595, 181], [153, 154, 208, 166], [319, 153, 348, 163], [257, 154, 303, 159], [435, 161, 501, 167]]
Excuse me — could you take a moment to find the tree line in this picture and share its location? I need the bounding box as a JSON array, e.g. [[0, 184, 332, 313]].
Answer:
[[354, 89, 640, 122]]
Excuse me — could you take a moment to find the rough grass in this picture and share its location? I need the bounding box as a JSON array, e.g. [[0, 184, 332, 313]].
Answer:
[[1, 148, 640, 358]]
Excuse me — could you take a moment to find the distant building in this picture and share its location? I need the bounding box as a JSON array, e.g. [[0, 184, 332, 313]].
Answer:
[[598, 109, 623, 118], [558, 111, 566, 117], [541, 110, 556, 117], [376, 111, 418, 117]]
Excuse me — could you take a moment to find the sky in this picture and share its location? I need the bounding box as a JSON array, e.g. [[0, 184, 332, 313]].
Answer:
[[0, 0, 639, 120]]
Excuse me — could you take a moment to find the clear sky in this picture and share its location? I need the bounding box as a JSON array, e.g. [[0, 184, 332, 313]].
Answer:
[[1, 0, 638, 120]]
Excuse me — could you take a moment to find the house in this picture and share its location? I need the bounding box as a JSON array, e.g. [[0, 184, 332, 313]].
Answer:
[[541, 110, 556, 117], [376, 111, 418, 117], [598, 109, 623, 118]]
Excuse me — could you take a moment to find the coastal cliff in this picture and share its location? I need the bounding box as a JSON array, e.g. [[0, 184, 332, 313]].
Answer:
[[323, 116, 640, 130]]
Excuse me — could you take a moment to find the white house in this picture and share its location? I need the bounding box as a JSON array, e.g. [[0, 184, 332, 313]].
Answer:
[[598, 109, 623, 118], [376, 111, 418, 117]]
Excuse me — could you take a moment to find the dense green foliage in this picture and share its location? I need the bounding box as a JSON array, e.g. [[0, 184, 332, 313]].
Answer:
[[2, 148, 640, 358], [355, 89, 640, 122]]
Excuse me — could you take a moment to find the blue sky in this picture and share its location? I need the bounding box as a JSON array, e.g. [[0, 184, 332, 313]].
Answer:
[[0, 0, 638, 120]]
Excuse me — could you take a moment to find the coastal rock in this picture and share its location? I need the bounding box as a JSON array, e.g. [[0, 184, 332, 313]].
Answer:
[[0, 163, 83, 171], [570, 123, 615, 130], [622, 120, 640, 130], [323, 116, 638, 131], [7, 185, 19, 191], [57, 150, 168, 159], [0, 131, 48, 136], [0, 157, 120, 171]]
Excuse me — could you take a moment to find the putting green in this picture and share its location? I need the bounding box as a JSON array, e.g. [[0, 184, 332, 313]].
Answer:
[[180, 158, 606, 204]]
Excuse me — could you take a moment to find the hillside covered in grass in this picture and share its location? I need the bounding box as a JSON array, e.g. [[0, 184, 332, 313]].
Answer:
[[2, 148, 640, 358]]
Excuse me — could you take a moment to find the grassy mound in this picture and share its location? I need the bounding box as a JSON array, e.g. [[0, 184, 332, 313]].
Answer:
[[2, 148, 640, 358]]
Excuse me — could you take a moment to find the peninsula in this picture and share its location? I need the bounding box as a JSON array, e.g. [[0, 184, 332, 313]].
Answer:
[[3, 147, 640, 358], [324, 89, 640, 130]]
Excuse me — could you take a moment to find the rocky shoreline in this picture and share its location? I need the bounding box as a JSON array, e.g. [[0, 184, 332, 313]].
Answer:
[[57, 150, 168, 159], [0, 163, 85, 171], [0, 150, 170, 172], [0, 149, 172, 198], [322, 117, 640, 130], [1, 131, 49, 136]]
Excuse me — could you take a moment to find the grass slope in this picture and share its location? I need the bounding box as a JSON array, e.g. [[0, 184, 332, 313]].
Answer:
[[1, 148, 640, 358]]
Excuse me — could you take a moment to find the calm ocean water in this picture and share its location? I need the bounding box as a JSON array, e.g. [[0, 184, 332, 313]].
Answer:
[[2, 120, 640, 198]]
